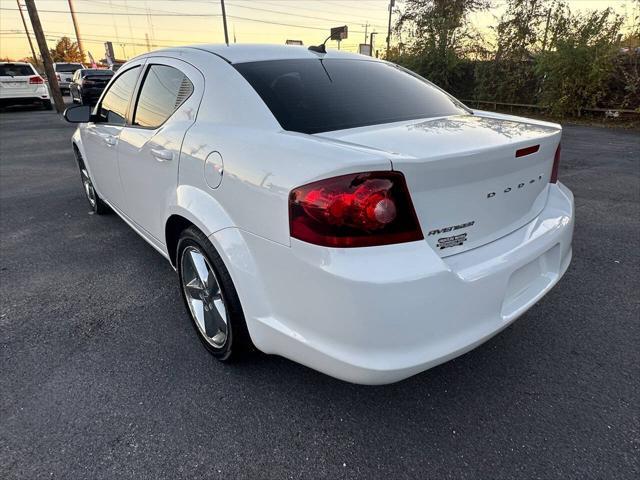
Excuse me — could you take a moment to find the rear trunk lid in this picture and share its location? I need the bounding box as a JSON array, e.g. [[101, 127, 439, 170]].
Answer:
[[83, 75, 111, 87], [317, 113, 561, 257]]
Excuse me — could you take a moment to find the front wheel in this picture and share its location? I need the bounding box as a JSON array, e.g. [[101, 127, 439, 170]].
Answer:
[[75, 151, 109, 214], [177, 227, 253, 361]]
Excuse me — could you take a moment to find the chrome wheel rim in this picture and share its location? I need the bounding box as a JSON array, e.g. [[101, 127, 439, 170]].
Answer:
[[80, 168, 96, 208], [180, 246, 228, 348]]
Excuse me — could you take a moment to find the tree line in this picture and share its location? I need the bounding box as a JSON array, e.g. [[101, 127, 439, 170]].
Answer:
[[389, 0, 640, 116]]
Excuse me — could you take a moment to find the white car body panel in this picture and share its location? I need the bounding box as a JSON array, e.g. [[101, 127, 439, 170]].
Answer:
[[71, 44, 574, 384]]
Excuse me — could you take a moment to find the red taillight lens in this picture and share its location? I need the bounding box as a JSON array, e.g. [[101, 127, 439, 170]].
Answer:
[[550, 144, 561, 183], [29, 76, 44, 84], [289, 171, 423, 248]]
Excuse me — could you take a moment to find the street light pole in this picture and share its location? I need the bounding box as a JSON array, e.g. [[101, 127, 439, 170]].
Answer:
[[370, 32, 377, 57], [24, 0, 65, 113], [220, 0, 229, 45], [67, 0, 85, 62]]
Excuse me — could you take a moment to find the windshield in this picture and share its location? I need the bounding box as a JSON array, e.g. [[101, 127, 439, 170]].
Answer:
[[0, 64, 34, 77], [234, 58, 468, 134], [56, 63, 83, 72]]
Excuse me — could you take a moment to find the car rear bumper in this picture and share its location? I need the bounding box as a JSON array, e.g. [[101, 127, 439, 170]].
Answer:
[[79, 88, 104, 101], [0, 86, 49, 102], [214, 182, 574, 385], [0, 96, 49, 106]]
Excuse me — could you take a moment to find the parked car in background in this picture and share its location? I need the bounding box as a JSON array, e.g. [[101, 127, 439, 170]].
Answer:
[[63, 45, 574, 384], [53, 62, 84, 93], [70, 69, 114, 105], [0, 62, 51, 110]]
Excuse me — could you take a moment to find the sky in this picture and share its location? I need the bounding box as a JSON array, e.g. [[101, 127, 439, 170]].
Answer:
[[0, 0, 637, 61]]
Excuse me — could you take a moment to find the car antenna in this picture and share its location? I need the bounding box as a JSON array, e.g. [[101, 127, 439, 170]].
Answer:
[[308, 35, 331, 54]]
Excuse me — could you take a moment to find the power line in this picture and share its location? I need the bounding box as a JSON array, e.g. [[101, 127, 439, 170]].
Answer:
[[1, 7, 219, 17], [225, 1, 386, 29]]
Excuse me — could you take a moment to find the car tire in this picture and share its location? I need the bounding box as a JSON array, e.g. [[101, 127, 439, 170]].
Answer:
[[42, 100, 53, 110], [177, 226, 253, 361], [74, 150, 109, 214]]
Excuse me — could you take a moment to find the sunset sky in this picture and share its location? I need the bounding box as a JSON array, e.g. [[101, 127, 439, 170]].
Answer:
[[0, 0, 637, 61]]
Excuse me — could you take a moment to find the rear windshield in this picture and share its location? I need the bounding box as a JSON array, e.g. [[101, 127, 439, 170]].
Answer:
[[0, 64, 34, 77], [56, 63, 83, 72], [83, 69, 113, 76], [234, 59, 467, 134]]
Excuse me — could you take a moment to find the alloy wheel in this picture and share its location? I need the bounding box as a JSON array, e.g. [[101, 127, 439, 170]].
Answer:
[[180, 246, 228, 348], [80, 168, 96, 208]]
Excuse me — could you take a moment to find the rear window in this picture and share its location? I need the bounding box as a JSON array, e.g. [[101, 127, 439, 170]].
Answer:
[[0, 64, 35, 77], [83, 69, 113, 77], [234, 59, 467, 134], [55, 63, 83, 72]]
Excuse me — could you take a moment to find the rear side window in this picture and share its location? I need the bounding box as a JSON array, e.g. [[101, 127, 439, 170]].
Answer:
[[235, 59, 468, 134], [98, 66, 140, 125], [132, 65, 193, 128], [0, 64, 35, 76]]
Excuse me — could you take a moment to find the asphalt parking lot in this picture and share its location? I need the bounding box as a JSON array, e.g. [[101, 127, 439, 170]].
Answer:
[[1, 103, 638, 479]]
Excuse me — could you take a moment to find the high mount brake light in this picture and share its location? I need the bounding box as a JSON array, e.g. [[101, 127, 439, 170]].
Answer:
[[551, 144, 561, 183], [289, 171, 423, 248], [29, 76, 44, 84]]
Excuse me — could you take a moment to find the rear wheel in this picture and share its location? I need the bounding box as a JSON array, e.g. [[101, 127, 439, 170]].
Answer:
[[177, 227, 252, 361], [75, 151, 109, 214]]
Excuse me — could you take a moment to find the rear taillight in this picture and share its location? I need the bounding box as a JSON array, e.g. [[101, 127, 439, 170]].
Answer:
[[289, 171, 423, 248], [29, 76, 44, 84], [550, 144, 561, 183]]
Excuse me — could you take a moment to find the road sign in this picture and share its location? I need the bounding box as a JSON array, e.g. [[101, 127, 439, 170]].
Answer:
[[358, 44, 372, 56], [330, 25, 348, 41]]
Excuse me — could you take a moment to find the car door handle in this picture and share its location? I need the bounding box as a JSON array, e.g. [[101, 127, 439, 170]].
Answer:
[[151, 148, 173, 162], [104, 135, 117, 147]]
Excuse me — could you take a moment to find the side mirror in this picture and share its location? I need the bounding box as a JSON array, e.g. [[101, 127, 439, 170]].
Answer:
[[64, 105, 93, 123]]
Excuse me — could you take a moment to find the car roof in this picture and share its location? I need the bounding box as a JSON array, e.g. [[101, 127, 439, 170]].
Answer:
[[142, 43, 378, 65], [0, 62, 31, 65]]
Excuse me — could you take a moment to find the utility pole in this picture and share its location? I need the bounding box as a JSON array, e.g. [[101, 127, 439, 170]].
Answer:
[[220, 0, 229, 45], [67, 0, 85, 62], [363, 22, 369, 44], [24, 0, 65, 113], [145, 33, 151, 52], [386, 0, 395, 58], [369, 31, 377, 57], [16, 0, 37, 64]]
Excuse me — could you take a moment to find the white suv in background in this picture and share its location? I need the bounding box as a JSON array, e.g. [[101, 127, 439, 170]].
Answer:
[[0, 62, 51, 110], [53, 62, 84, 93]]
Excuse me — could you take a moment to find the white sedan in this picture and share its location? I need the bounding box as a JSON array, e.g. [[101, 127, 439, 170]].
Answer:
[[64, 44, 574, 384]]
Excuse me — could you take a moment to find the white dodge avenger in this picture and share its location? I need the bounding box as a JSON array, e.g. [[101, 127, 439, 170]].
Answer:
[[64, 44, 574, 384]]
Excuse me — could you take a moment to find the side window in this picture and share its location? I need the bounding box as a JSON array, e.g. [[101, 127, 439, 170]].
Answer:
[[98, 66, 140, 125], [132, 64, 193, 128]]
